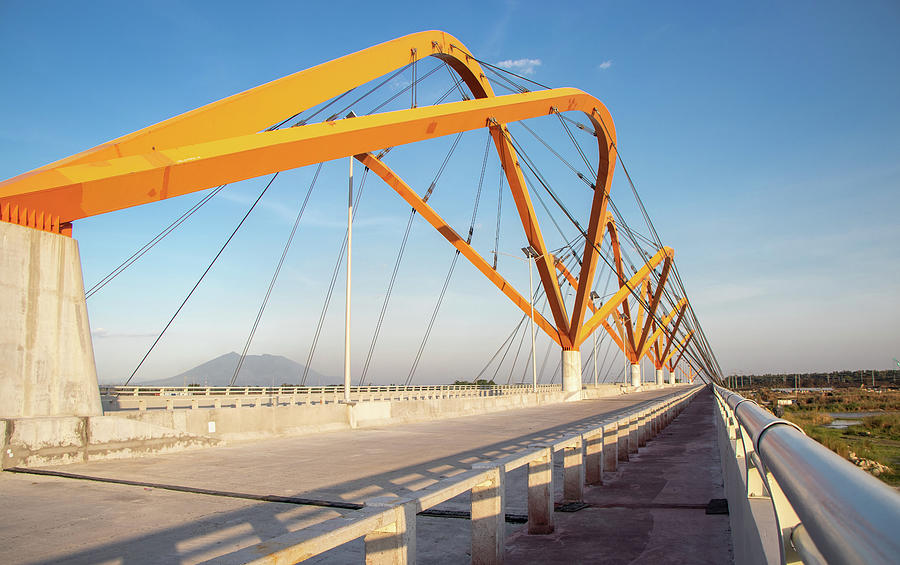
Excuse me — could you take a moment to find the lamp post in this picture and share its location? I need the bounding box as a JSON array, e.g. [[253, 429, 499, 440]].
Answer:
[[343, 111, 357, 404], [590, 291, 600, 387], [522, 246, 542, 393]]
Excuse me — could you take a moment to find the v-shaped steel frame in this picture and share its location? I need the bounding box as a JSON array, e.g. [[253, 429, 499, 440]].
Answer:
[[0, 30, 688, 355]]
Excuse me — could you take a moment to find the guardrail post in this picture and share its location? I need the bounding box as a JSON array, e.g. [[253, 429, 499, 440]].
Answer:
[[138, 399, 146, 411], [628, 412, 639, 454], [165, 398, 173, 411], [213, 398, 221, 409], [191, 398, 199, 410], [364, 498, 416, 565], [470, 466, 505, 565], [584, 429, 603, 485], [638, 409, 648, 447], [563, 438, 584, 503], [603, 421, 618, 471], [527, 446, 554, 534], [762, 470, 803, 565], [235, 397, 242, 409], [617, 415, 630, 461]]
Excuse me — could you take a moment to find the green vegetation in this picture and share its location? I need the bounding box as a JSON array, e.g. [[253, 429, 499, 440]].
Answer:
[[772, 391, 900, 487], [453, 379, 496, 386]]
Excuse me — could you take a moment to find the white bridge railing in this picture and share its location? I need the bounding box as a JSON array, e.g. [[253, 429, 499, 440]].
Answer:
[[99, 383, 563, 411], [713, 384, 900, 565], [198, 386, 701, 564]]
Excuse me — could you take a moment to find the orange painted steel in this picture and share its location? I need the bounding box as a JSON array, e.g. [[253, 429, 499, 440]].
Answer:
[[667, 331, 694, 373], [0, 30, 691, 366], [641, 298, 687, 365], [654, 302, 688, 368], [358, 151, 562, 346], [7, 31, 495, 179]]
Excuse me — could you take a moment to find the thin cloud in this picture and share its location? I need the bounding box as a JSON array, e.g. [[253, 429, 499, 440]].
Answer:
[[496, 58, 542, 76], [92, 328, 156, 339], [597, 60, 612, 70]]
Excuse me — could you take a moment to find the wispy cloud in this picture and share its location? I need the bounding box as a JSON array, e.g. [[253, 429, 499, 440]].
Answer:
[[597, 60, 612, 70], [496, 58, 542, 76], [92, 328, 156, 339]]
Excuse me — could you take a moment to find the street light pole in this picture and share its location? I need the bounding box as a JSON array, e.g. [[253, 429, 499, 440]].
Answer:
[[590, 291, 600, 387], [344, 154, 353, 404], [522, 246, 541, 393]]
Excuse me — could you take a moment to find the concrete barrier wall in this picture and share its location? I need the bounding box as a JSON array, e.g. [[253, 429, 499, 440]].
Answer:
[[713, 391, 781, 565], [2, 383, 690, 468], [1, 415, 221, 469]]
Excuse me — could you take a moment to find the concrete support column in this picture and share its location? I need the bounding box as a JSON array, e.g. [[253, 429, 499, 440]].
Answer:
[[561, 350, 582, 399], [0, 222, 102, 419], [527, 447, 554, 534], [630, 363, 641, 387], [470, 466, 505, 565], [656, 369, 664, 386], [584, 430, 603, 485], [364, 498, 416, 565], [602, 421, 618, 471], [563, 439, 584, 503], [668, 371, 676, 385]]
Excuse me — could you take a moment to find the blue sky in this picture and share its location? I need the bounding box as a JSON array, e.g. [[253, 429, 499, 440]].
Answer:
[[1, 1, 898, 383]]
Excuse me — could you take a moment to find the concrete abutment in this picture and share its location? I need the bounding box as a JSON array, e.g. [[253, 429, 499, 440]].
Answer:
[[0, 222, 101, 420]]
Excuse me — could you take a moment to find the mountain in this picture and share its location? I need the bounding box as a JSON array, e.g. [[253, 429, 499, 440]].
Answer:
[[138, 352, 332, 387]]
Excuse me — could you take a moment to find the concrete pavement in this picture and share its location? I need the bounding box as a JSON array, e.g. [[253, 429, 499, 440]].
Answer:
[[0, 386, 716, 563]]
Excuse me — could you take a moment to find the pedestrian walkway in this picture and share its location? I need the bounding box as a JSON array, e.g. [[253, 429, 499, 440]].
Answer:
[[505, 388, 733, 564]]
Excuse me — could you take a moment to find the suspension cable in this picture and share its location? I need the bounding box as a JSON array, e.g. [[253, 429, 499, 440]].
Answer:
[[230, 164, 323, 386], [124, 173, 279, 385], [85, 185, 226, 299]]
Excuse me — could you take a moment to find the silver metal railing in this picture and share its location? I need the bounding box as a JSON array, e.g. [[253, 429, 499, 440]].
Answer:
[[712, 384, 900, 564], [98, 383, 566, 411]]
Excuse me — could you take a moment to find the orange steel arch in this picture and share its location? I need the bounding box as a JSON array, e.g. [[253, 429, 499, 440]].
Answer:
[[0, 30, 681, 357]]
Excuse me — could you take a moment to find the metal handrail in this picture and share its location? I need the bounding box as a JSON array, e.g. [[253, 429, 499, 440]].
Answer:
[[712, 384, 900, 564], [98, 383, 565, 396]]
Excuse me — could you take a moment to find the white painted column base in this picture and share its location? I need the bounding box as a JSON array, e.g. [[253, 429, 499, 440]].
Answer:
[[630, 363, 641, 388], [656, 369, 664, 386], [561, 350, 582, 400]]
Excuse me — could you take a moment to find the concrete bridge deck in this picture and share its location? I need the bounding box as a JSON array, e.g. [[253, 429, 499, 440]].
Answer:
[[0, 386, 728, 564]]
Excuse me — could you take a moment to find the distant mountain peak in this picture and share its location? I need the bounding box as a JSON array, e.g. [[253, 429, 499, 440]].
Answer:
[[138, 353, 330, 387]]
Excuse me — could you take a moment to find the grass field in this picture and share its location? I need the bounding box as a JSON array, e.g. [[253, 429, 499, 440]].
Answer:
[[775, 393, 900, 487]]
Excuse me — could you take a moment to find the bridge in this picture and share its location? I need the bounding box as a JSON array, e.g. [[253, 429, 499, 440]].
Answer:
[[1, 30, 898, 564]]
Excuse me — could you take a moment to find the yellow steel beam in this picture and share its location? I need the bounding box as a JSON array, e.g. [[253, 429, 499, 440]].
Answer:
[[0, 89, 607, 223], [657, 301, 688, 368], [633, 257, 672, 357], [636, 297, 686, 362], [567, 107, 617, 347], [574, 246, 674, 348], [666, 331, 694, 372], [10, 31, 495, 177]]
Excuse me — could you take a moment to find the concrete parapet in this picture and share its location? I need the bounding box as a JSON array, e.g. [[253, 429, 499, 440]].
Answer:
[[0, 222, 101, 419], [1, 414, 220, 468]]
